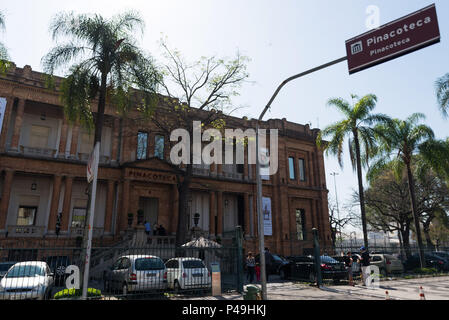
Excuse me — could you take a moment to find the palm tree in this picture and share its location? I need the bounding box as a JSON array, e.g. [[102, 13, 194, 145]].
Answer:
[[369, 113, 435, 268], [317, 94, 391, 249], [436, 73, 449, 118], [42, 11, 161, 146], [0, 10, 10, 72]]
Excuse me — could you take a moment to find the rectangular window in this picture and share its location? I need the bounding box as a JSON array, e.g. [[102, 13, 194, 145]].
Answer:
[[154, 135, 165, 160], [295, 209, 306, 240], [137, 132, 148, 160], [288, 157, 296, 180], [16, 206, 37, 226], [79, 131, 94, 154], [298, 158, 306, 181], [29, 125, 50, 148], [71, 207, 87, 228]]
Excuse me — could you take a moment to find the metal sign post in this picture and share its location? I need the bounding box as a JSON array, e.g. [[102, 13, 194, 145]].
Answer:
[[82, 142, 100, 300]]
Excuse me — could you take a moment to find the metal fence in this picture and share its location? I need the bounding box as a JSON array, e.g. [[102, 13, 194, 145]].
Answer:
[[0, 235, 244, 300]]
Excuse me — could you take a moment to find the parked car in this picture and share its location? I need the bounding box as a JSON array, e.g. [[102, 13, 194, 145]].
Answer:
[[165, 257, 211, 292], [103, 255, 167, 295], [404, 253, 449, 272], [0, 261, 54, 300], [279, 255, 347, 283], [432, 251, 449, 261], [44, 256, 72, 286], [370, 254, 404, 276], [255, 253, 289, 275], [0, 262, 16, 278]]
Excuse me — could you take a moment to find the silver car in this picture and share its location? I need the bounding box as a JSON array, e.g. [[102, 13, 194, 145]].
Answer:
[[104, 255, 167, 296], [0, 261, 54, 300], [0, 262, 16, 278]]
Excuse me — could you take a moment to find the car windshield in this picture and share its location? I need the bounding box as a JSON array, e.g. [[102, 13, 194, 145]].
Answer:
[[0, 263, 14, 272], [183, 260, 205, 269], [6, 265, 45, 278], [135, 258, 165, 271], [320, 256, 339, 264]]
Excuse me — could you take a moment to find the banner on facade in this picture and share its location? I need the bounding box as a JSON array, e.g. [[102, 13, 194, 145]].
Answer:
[[262, 197, 272, 236], [0, 97, 6, 136]]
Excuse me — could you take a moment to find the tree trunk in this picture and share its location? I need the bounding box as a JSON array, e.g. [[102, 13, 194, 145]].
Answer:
[[94, 72, 108, 145], [353, 131, 369, 250], [405, 162, 425, 268], [175, 167, 192, 248], [401, 228, 412, 259]]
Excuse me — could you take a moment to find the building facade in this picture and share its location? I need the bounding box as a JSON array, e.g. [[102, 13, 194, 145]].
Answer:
[[0, 64, 332, 255]]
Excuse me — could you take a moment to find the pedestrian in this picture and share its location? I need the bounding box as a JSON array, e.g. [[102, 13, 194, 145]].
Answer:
[[358, 246, 371, 286], [158, 224, 167, 236], [264, 247, 274, 282], [153, 222, 159, 236], [344, 251, 354, 286], [246, 252, 256, 284], [144, 221, 151, 235], [255, 262, 261, 282]]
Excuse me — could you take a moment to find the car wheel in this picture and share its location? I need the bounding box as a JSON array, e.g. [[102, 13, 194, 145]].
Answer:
[[279, 269, 286, 280], [309, 272, 316, 284], [104, 280, 110, 293], [174, 280, 181, 293]]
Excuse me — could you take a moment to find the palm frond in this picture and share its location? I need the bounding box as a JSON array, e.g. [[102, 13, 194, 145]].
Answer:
[[436, 73, 449, 118]]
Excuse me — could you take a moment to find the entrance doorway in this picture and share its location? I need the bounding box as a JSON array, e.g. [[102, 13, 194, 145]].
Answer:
[[139, 197, 159, 226]]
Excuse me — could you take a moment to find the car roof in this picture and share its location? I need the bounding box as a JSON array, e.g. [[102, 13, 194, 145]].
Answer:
[[120, 255, 161, 260], [13, 261, 47, 266], [167, 257, 203, 261]]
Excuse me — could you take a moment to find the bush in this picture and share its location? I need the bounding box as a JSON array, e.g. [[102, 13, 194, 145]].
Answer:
[[412, 267, 438, 274], [53, 288, 102, 300]]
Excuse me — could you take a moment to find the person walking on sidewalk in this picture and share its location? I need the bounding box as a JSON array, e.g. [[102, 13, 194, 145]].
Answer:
[[264, 247, 274, 282], [246, 252, 256, 284], [359, 246, 371, 286], [343, 251, 354, 286]]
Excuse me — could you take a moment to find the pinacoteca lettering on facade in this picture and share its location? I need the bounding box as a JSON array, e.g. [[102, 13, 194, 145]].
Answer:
[[346, 4, 440, 74], [127, 169, 177, 184]]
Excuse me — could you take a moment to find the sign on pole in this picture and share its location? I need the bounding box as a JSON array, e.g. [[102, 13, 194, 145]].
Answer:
[[346, 4, 440, 74]]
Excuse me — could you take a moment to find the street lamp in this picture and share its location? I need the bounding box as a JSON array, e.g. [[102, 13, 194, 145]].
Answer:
[[254, 56, 347, 300]]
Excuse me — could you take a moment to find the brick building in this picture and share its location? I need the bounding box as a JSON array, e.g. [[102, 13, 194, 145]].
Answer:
[[0, 64, 332, 255]]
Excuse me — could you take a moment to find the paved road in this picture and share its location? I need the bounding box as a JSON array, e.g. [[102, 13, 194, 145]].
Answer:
[[182, 275, 449, 300]]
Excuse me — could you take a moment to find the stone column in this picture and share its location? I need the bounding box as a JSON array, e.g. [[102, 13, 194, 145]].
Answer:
[[61, 176, 73, 231], [69, 123, 80, 159], [110, 118, 120, 164], [47, 175, 63, 232], [104, 180, 115, 234], [209, 191, 216, 236], [244, 192, 250, 237], [0, 96, 15, 152], [10, 98, 25, 152], [58, 118, 69, 158], [243, 144, 249, 180], [0, 170, 14, 230], [171, 184, 179, 234], [120, 179, 131, 232], [216, 191, 223, 236]]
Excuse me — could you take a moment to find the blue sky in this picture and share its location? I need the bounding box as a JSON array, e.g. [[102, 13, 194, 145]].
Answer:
[[2, 0, 448, 236]]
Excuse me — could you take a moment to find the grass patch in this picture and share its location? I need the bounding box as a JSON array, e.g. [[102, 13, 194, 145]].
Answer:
[[412, 268, 438, 275], [53, 288, 102, 300]]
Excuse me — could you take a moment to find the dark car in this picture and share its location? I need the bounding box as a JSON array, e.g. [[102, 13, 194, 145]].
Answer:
[[279, 255, 347, 283], [0, 262, 16, 278], [255, 253, 288, 275], [404, 253, 449, 272], [44, 256, 72, 286]]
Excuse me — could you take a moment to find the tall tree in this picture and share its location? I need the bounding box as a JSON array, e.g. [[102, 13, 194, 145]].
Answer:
[[154, 39, 249, 246], [436, 73, 449, 118], [369, 113, 435, 267], [0, 10, 10, 73], [365, 160, 449, 257], [317, 94, 390, 249], [42, 11, 161, 146]]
